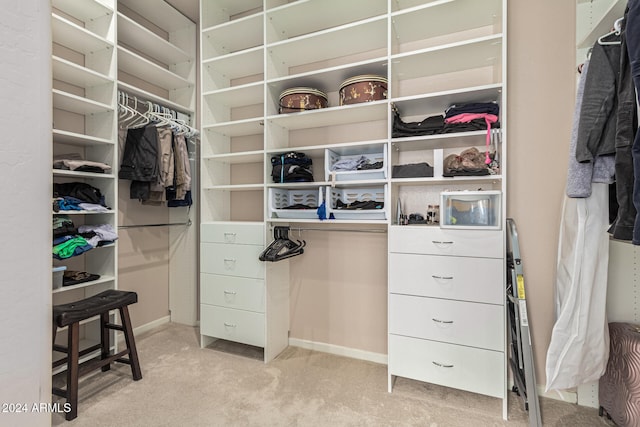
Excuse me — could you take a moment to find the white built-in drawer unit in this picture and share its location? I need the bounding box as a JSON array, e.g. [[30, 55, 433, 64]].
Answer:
[[389, 334, 505, 399], [388, 225, 505, 401], [200, 222, 266, 349]]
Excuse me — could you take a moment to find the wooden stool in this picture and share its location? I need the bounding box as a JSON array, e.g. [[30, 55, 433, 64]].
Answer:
[[52, 290, 142, 421]]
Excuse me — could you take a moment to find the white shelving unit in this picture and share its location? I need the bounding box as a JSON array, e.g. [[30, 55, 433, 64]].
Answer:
[[117, 0, 197, 114], [51, 0, 119, 369], [200, 2, 508, 416]]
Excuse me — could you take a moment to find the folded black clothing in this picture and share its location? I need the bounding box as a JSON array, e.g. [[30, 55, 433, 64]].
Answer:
[[53, 182, 106, 206], [443, 168, 490, 177], [335, 199, 384, 210], [444, 102, 499, 118], [271, 164, 314, 183], [62, 270, 101, 286], [358, 161, 383, 170], [271, 152, 313, 167], [283, 203, 317, 210], [392, 113, 444, 138], [392, 162, 434, 178], [442, 119, 501, 134]]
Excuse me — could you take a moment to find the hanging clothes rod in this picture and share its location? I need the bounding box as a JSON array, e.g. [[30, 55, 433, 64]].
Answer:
[[119, 219, 192, 229], [284, 226, 386, 234]]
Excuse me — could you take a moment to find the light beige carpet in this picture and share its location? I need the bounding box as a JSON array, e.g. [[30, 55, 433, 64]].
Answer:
[[52, 323, 614, 426]]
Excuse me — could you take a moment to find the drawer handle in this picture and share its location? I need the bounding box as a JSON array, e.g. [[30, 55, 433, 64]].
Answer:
[[223, 290, 237, 295], [431, 275, 453, 280], [223, 258, 236, 269], [432, 318, 454, 325], [224, 232, 237, 243], [223, 322, 236, 328], [432, 361, 454, 368], [432, 240, 454, 245]]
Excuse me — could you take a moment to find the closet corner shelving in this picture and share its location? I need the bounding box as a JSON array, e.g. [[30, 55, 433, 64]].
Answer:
[[200, 1, 508, 416], [51, 0, 118, 373]]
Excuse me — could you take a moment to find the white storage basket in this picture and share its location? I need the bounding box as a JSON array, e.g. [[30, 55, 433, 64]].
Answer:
[[268, 187, 323, 219], [326, 185, 388, 220], [440, 190, 502, 229], [325, 146, 387, 182]]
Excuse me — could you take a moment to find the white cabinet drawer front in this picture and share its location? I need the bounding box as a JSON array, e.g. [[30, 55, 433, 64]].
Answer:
[[201, 222, 264, 245], [389, 227, 503, 258], [389, 253, 503, 304], [389, 294, 504, 351], [201, 243, 265, 278], [201, 274, 265, 313], [200, 304, 265, 347], [389, 334, 505, 398]]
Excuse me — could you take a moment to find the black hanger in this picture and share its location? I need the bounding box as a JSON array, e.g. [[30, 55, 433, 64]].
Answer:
[[259, 226, 306, 262]]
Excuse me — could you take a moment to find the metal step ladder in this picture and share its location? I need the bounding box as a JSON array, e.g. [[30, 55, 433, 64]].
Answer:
[[506, 218, 542, 427]]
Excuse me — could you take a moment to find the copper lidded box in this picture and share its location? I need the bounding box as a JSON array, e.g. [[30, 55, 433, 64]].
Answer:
[[339, 75, 388, 106], [279, 87, 328, 113]]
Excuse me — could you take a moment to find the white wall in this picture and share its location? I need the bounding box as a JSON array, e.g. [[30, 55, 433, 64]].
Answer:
[[0, 1, 53, 426]]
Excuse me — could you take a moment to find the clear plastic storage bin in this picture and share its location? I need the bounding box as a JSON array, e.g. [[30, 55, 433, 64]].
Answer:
[[326, 185, 388, 220], [440, 191, 501, 229], [325, 145, 387, 182], [268, 187, 323, 219], [52, 266, 67, 289]]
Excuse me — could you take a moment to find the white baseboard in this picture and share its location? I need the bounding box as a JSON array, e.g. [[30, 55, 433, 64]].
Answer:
[[288, 338, 387, 365], [133, 315, 171, 337]]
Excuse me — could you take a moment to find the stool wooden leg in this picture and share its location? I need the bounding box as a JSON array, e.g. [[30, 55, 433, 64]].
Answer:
[[100, 312, 111, 372], [66, 322, 79, 421], [119, 306, 142, 381]]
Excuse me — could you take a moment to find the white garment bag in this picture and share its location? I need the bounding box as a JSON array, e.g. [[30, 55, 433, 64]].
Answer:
[[545, 183, 610, 391]]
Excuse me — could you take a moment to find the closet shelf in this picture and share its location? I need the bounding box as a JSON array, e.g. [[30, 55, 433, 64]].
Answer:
[[52, 56, 114, 89], [203, 118, 264, 138], [266, 139, 388, 157], [53, 89, 114, 115], [391, 0, 502, 49], [266, 101, 387, 130], [266, 16, 388, 78], [268, 218, 388, 225], [391, 84, 503, 117], [390, 175, 503, 186], [202, 12, 263, 60], [53, 169, 115, 179], [117, 81, 194, 115], [202, 46, 264, 89], [266, 57, 388, 98], [52, 0, 114, 21], [265, 0, 386, 44], [117, 12, 192, 67], [118, 46, 192, 92], [392, 130, 498, 151], [203, 184, 265, 192], [203, 151, 264, 164], [203, 82, 264, 109], [51, 13, 114, 55], [200, 0, 262, 28], [53, 129, 114, 147], [52, 275, 116, 294], [391, 34, 503, 82], [52, 210, 115, 215], [119, 0, 195, 34]]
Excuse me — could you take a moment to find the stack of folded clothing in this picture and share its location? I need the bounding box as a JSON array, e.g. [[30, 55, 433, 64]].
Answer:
[[271, 152, 314, 183], [53, 153, 111, 174], [53, 182, 110, 212], [443, 102, 500, 166], [52, 215, 118, 259]]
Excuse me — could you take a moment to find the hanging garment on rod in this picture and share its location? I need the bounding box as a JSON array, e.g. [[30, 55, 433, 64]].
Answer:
[[117, 91, 194, 207]]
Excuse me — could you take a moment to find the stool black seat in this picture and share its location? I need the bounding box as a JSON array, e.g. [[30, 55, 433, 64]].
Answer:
[[52, 289, 142, 421]]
